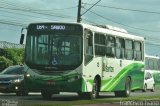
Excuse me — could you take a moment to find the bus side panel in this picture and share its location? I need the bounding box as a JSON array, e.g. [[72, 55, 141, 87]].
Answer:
[[101, 62, 144, 91], [130, 66, 144, 90]]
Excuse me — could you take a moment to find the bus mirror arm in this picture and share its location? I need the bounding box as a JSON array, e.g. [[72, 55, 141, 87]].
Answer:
[[20, 27, 26, 44], [20, 34, 25, 44]]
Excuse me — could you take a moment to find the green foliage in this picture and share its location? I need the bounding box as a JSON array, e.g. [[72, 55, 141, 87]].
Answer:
[[3, 48, 25, 65], [0, 56, 13, 70], [0, 48, 24, 70]]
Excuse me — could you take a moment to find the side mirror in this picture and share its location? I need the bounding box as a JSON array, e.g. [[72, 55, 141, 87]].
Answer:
[[20, 34, 24, 44]]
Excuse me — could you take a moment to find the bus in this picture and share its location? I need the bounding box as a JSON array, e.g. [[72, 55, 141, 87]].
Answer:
[[20, 22, 145, 99], [145, 55, 160, 85]]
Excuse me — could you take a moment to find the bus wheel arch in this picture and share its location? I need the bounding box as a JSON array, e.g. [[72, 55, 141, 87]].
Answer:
[[84, 75, 101, 99], [91, 75, 101, 99], [115, 76, 132, 97], [94, 75, 101, 91]]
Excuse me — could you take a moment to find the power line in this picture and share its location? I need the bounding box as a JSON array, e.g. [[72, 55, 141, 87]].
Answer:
[[0, 6, 76, 19], [86, 8, 160, 32], [0, 0, 77, 21], [146, 41, 160, 47], [0, 19, 27, 27], [0, 0, 77, 11], [82, 18, 98, 24], [81, 0, 101, 16], [0, 9, 51, 20], [0, 25, 20, 32], [0, 6, 77, 12], [84, 3, 160, 15]]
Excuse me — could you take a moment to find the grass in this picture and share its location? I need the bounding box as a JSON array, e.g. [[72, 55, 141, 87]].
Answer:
[[26, 95, 160, 106]]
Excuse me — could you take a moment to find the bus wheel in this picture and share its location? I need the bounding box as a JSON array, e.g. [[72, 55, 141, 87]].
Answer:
[[87, 79, 99, 99], [91, 79, 99, 99], [123, 77, 131, 97], [41, 90, 52, 99], [78, 79, 99, 99]]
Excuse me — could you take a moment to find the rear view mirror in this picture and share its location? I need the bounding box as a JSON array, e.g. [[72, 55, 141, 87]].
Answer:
[[20, 34, 24, 44]]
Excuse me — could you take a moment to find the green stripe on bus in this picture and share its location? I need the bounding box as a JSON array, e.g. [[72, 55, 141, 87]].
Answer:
[[102, 63, 144, 91]]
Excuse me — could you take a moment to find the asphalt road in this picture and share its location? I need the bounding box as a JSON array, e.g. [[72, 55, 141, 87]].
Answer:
[[0, 86, 160, 106]]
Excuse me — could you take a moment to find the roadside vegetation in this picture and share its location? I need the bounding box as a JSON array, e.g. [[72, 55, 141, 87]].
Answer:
[[32, 95, 160, 106], [0, 48, 24, 71]]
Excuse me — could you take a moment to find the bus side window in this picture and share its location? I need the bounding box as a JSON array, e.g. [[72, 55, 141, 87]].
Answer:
[[106, 35, 115, 57], [116, 37, 125, 59], [153, 59, 158, 70], [149, 59, 154, 70], [125, 39, 133, 60], [145, 57, 149, 70], [84, 29, 93, 65], [134, 41, 142, 61], [94, 33, 105, 56]]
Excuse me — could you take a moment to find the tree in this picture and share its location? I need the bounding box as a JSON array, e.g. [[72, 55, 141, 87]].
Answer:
[[0, 48, 24, 71], [0, 56, 13, 71], [3, 48, 24, 65]]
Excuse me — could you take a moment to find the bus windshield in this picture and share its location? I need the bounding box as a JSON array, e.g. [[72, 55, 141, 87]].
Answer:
[[25, 24, 83, 71]]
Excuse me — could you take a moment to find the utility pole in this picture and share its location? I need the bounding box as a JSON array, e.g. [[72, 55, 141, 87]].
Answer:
[[77, 0, 82, 23]]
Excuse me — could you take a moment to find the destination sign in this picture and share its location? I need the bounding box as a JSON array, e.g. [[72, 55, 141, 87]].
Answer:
[[28, 23, 83, 35], [36, 25, 66, 30]]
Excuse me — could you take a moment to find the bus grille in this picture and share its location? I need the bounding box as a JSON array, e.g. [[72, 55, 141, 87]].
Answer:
[[33, 69, 64, 75]]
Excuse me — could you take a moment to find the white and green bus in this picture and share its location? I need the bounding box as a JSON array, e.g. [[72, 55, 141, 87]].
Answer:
[[145, 55, 160, 85], [20, 22, 145, 99]]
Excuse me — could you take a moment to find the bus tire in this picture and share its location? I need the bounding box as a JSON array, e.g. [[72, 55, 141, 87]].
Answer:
[[78, 79, 99, 99], [123, 77, 131, 97], [91, 79, 99, 99], [41, 90, 52, 99]]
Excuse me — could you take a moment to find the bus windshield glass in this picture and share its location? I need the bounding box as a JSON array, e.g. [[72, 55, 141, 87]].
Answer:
[[25, 23, 83, 71]]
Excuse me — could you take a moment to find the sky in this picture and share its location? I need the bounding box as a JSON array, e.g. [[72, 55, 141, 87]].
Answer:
[[0, 0, 160, 56]]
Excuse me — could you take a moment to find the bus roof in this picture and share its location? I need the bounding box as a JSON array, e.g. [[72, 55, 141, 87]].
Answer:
[[145, 55, 160, 59], [28, 22, 144, 41], [81, 23, 144, 41]]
